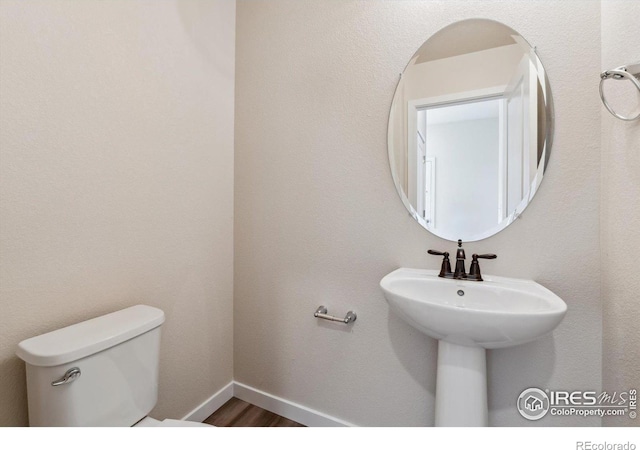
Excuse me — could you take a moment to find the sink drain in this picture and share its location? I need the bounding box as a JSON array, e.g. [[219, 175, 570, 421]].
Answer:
[[457, 290, 465, 296]]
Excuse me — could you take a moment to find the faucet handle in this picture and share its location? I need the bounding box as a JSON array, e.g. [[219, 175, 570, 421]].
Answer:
[[428, 250, 452, 278], [475, 253, 497, 259], [468, 253, 497, 281]]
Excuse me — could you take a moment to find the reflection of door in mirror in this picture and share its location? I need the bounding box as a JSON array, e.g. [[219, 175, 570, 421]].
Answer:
[[409, 92, 503, 239], [407, 72, 539, 238], [415, 111, 436, 226], [504, 54, 538, 219], [424, 157, 435, 226]]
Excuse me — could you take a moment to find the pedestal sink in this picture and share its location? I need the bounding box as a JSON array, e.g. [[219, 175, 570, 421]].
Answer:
[[380, 268, 567, 427]]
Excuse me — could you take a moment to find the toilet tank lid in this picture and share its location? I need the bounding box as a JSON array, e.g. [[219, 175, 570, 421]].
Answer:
[[16, 305, 165, 367]]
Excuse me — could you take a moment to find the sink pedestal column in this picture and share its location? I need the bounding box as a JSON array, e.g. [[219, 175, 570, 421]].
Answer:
[[435, 341, 488, 427]]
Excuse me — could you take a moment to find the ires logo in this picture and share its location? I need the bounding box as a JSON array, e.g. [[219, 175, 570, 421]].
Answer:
[[518, 388, 636, 421]]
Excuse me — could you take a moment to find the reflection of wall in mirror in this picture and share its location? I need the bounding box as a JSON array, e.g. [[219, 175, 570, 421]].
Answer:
[[389, 77, 407, 195], [404, 44, 524, 100]]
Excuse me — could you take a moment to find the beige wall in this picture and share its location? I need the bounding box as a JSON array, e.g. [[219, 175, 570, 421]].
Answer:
[[0, 0, 235, 426], [235, 1, 602, 426], [601, 0, 640, 427]]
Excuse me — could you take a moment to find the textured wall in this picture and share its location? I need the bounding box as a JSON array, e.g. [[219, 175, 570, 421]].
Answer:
[[601, 0, 640, 427], [0, 0, 235, 426], [235, 0, 602, 426]]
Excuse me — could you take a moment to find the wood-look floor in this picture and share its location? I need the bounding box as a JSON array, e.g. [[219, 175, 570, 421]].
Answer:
[[203, 397, 305, 427]]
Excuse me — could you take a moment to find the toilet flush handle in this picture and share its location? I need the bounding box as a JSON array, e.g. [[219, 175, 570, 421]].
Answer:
[[51, 367, 81, 387]]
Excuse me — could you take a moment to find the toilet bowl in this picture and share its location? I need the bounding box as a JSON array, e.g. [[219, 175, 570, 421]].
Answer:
[[16, 305, 213, 427]]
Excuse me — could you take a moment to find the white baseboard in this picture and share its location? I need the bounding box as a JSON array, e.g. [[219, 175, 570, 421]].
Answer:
[[233, 382, 355, 427], [181, 381, 234, 423], [181, 380, 355, 427]]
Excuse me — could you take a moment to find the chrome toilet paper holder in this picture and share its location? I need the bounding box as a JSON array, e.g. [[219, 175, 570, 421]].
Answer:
[[314, 306, 357, 324]]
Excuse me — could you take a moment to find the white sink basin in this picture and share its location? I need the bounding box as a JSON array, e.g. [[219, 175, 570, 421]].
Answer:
[[380, 268, 567, 349], [380, 268, 567, 426]]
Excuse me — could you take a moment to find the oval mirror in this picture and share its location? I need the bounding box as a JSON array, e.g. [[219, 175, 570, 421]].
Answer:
[[388, 19, 554, 242]]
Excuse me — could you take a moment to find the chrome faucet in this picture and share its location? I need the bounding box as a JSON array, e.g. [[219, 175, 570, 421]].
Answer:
[[428, 239, 496, 281]]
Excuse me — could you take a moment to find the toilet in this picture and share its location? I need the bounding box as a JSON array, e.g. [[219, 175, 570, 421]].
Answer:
[[16, 305, 212, 427]]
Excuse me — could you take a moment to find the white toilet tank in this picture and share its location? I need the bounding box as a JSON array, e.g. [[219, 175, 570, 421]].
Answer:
[[16, 305, 165, 426]]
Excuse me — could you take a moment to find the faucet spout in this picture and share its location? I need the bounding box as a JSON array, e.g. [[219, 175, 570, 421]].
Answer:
[[453, 239, 467, 279]]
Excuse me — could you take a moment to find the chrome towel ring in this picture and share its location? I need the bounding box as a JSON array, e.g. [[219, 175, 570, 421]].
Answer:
[[599, 63, 640, 121]]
